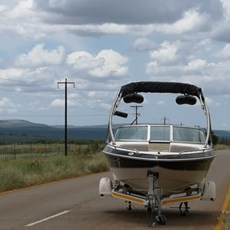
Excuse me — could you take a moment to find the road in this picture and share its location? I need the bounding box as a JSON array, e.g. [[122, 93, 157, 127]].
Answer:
[[0, 149, 229, 230]]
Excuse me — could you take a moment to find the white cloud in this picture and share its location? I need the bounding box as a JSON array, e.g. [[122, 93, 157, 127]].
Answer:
[[66, 51, 103, 70], [67, 49, 128, 77], [133, 38, 155, 51], [51, 96, 77, 107], [159, 9, 209, 34], [0, 1, 222, 39], [218, 44, 230, 58], [51, 98, 75, 107], [51, 98, 64, 107], [0, 67, 27, 81], [16, 44, 65, 66], [8, 0, 34, 18], [185, 59, 207, 71], [220, 0, 230, 19], [149, 41, 180, 64]]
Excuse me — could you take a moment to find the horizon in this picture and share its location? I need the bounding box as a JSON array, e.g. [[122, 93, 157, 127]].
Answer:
[[0, 118, 229, 132]]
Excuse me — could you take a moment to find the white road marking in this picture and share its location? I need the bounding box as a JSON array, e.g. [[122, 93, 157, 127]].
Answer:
[[26, 210, 70, 227]]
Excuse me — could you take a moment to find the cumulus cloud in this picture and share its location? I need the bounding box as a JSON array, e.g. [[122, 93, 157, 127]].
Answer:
[[146, 41, 230, 96], [0, 0, 225, 39], [66, 51, 103, 70], [133, 38, 155, 51], [0, 67, 29, 84], [149, 41, 180, 64], [16, 44, 65, 66], [67, 49, 128, 77], [51, 98, 64, 107], [218, 44, 230, 57], [51, 98, 76, 107], [158, 9, 210, 34], [220, 0, 230, 19], [8, 0, 34, 18], [0, 0, 230, 128]]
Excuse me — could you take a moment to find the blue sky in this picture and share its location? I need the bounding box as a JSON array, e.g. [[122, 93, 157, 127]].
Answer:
[[0, 0, 230, 130]]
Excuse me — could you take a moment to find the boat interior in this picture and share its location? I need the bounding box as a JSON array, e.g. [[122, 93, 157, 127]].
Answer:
[[114, 125, 207, 153]]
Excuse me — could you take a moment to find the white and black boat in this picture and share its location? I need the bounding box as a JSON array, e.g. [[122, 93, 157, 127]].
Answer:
[[99, 81, 216, 226]]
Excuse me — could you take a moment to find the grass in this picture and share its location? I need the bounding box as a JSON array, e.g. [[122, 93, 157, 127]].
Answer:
[[214, 144, 230, 151], [219, 207, 230, 230], [0, 151, 109, 192]]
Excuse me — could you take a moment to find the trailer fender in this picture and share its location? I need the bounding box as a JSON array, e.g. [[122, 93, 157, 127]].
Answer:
[[99, 177, 112, 197]]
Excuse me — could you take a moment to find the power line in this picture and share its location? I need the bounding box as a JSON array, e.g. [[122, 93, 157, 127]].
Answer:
[[161, 116, 169, 125], [130, 105, 143, 125]]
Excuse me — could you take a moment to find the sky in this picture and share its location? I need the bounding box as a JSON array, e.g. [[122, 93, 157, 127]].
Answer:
[[0, 0, 230, 130]]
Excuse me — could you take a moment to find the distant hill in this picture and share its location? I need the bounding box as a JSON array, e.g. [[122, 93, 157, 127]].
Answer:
[[0, 119, 48, 128], [0, 119, 229, 144], [0, 119, 107, 144], [213, 130, 230, 138]]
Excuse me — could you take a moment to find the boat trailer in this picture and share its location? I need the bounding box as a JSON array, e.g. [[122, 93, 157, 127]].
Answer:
[[99, 172, 216, 227]]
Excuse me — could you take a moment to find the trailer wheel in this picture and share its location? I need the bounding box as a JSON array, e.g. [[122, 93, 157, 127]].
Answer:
[[156, 215, 167, 225]]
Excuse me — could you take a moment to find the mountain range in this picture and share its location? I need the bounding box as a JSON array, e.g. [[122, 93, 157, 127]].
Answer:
[[0, 119, 229, 144]]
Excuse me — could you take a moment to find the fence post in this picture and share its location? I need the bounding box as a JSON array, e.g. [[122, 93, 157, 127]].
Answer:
[[31, 143, 33, 158], [44, 144, 47, 157], [14, 144, 16, 159]]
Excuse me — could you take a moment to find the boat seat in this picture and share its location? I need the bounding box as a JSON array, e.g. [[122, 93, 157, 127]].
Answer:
[[170, 143, 200, 152], [118, 144, 148, 151], [148, 143, 170, 152]]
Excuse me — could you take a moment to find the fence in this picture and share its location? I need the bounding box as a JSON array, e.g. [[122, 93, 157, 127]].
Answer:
[[0, 142, 104, 160], [0, 143, 89, 160]]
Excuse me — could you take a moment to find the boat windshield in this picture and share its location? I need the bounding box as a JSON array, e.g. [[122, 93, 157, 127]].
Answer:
[[173, 126, 206, 143], [115, 126, 148, 141], [150, 126, 170, 142]]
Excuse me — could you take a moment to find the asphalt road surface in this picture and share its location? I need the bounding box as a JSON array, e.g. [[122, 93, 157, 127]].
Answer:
[[0, 149, 229, 230]]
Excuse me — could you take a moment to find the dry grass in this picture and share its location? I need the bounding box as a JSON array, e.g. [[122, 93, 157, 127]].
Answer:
[[0, 151, 108, 192]]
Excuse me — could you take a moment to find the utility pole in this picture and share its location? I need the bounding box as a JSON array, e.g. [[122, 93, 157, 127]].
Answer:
[[161, 116, 169, 125], [131, 105, 143, 125], [57, 78, 75, 156]]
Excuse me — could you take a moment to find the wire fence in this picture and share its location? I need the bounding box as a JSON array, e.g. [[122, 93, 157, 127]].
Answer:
[[0, 142, 105, 160], [0, 143, 89, 160]]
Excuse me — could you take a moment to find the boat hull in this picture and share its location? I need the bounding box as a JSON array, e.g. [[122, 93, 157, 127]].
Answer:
[[104, 145, 215, 196]]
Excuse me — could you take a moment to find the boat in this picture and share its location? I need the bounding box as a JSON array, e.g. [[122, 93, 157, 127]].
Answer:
[[99, 81, 216, 226]]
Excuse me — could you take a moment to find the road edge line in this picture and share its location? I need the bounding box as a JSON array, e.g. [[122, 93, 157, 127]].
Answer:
[[214, 186, 230, 230]]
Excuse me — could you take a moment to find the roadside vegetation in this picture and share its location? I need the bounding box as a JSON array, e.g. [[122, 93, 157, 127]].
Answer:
[[0, 141, 109, 192], [0, 137, 229, 193], [219, 204, 230, 230], [213, 134, 230, 150]]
